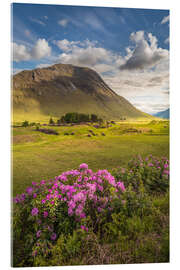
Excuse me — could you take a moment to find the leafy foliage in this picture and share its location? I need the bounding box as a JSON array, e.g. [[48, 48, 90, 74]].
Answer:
[[59, 112, 101, 124], [12, 156, 169, 266]]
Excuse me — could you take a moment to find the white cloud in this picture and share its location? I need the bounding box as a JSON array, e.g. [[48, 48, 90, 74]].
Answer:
[[84, 14, 104, 31], [58, 19, 69, 27], [54, 36, 169, 113], [36, 63, 52, 69], [165, 37, 169, 44], [54, 38, 123, 73], [59, 46, 111, 66], [13, 33, 169, 114], [161, 15, 170, 24], [54, 39, 81, 52], [31, 39, 51, 60], [30, 17, 46, 26], [12, 39, 51, 62], [120, 31, 169, 70], [12, 43, 31, 62]]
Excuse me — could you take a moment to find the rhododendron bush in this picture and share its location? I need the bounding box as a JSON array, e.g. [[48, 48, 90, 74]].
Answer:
[[13, 163, 125, 265], [13, 156, 169, 267]]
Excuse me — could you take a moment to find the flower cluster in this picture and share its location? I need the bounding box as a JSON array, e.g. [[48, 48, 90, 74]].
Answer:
[[13, 163, 125, 252], [112, 155, 169, 193]]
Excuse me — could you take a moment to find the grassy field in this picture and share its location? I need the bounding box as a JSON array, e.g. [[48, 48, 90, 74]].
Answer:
[[12, 120, 169, 196]]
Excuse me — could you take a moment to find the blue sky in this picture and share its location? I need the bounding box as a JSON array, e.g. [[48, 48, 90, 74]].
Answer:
[[12, 3, 169, 113]]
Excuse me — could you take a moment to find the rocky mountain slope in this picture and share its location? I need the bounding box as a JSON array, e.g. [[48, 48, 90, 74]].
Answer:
[[12, 63, 150, 121]]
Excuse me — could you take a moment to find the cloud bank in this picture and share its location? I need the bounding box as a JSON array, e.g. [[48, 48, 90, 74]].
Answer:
[[119, 31, 169, 70], [12, 30, 169, 114], [13, 39, 51, 62]]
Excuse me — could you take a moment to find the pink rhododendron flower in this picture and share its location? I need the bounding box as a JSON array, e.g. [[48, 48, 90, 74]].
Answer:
[[36, 230, 41, 238], [31, 207, 39, 216], [79, 163, 88, 170], [26, 187, 33, 195], [43, 211, 48, 218], [50, 233, 57, 241]]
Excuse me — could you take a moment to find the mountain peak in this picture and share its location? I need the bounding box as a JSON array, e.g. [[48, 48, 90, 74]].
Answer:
[[13, 63, 150, 120]]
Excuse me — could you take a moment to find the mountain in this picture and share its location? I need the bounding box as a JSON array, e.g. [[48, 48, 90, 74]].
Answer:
[[153, 109, 169, 119], [12, 63, 151, 121]]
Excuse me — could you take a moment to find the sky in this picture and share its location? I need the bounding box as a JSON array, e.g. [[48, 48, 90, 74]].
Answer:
[[12, 3, 169, 114]]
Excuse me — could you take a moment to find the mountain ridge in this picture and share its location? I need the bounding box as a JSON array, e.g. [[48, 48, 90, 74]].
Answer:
[[153, 108, 169, 119], [12, 63, 151, 121]]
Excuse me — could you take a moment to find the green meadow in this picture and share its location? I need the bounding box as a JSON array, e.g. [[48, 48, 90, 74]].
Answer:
[[12, 120, 169, 196]]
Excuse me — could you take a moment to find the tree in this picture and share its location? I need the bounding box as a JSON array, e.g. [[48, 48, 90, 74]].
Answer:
[[91, 114, 98, 122], [57, 119, 61, 125], [22, 120, 29, 127], [49, 117, 54, 125]]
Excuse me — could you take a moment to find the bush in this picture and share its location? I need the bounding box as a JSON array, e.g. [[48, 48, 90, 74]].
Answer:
[[13, 164, 125, 266], [22, 120, 29, 127], [112, 155, 169, 194], [12, 156, 169, 266], [49, 117, 55, 125]]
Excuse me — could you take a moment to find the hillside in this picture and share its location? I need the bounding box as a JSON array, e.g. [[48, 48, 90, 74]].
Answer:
[[154, 109, 169, 119], [12, 63, 151, 122]]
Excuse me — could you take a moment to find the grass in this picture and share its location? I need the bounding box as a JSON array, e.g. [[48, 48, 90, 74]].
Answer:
[[12, 120, 169, 196]]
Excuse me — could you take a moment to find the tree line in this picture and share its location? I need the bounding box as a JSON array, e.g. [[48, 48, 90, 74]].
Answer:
[[51, 112, 103, 125]]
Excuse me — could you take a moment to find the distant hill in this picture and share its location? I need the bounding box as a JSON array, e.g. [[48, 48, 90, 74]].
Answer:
[[153, 109, 170, 119], [12, 63, 151, 121]]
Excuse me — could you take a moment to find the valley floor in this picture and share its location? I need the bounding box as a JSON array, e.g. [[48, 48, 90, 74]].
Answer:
[[12, 120, 169, 195]]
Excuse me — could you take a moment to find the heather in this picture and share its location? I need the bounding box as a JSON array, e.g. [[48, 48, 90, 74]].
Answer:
[[12, 155, 169, 267]]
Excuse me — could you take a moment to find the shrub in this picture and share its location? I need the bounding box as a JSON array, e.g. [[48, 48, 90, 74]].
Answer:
[[12, 156, 169, 266], [22, 120, 29, 127], [112, 155, 169, 194], [49, 117, 55, 125], [13, 164, 125, 266]]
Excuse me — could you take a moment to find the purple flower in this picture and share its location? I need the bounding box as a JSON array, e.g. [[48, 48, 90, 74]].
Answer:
[[50, 233, 57, 241], [40, 180, 46, 185], [68, 207, 74, 216], [41, 199, 46, 204], [97, 184, 103, 192], [36, 230, 41, 238], [32, 182, 37, 186], [20, 193, 26, 201], [68, 200, 76, 209], [148, 163, 153, 167], [31, 207, 39, 216], [80, 225, 88, 231], [79, 163, 88, 170], [13, 196, 20, 204], [33, 193, 37, 198], [58, 175, 67, 181], [97, 207, 102, 213], [80, 212, 86, 219], [46, 194, 51, 200], [43, 211, 48, 218], [26, 186, 33, 195], [117, 181, 125, 192]]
